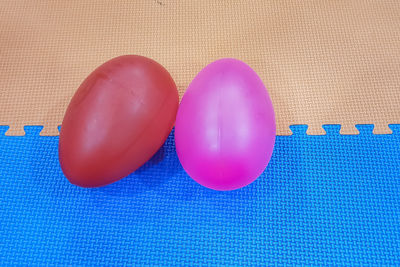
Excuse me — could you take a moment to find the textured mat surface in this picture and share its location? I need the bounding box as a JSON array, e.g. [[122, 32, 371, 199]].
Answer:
[[1, 1, 400, 135], [0, 125, 399, 265]]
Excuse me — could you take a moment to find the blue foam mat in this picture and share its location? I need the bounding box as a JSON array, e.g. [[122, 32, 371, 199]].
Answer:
[[0, 125, 399, 265]]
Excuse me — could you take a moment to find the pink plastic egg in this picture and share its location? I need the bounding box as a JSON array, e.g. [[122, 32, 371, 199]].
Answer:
[[175, 58, 276, 191]]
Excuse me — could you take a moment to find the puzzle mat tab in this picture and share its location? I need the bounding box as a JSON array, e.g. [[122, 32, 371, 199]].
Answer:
[[1, 1, 399, 135]]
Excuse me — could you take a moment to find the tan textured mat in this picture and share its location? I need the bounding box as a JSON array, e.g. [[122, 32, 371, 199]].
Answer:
[[1, 1, 399, 136]]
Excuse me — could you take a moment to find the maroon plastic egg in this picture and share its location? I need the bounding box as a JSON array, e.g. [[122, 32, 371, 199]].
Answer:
[[59, 55, 179, 187]]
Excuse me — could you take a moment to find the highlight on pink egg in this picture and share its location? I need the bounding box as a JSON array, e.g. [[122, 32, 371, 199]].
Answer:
[[175, 58, 276, 191]]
